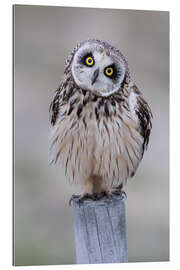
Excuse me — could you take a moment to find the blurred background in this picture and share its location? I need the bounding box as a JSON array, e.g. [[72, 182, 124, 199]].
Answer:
[[14, 5, 169, 265]]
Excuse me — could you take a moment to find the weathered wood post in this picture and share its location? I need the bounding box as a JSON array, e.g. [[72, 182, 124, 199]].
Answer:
[[72, 193, 128, 264]]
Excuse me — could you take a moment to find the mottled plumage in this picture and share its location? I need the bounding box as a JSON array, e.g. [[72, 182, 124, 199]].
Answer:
[[49, 39, 152, 198]]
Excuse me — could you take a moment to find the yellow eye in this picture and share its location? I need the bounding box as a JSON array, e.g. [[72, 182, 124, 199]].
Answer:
[[85, 56, 94, 66], [105, 66, 114, 76]]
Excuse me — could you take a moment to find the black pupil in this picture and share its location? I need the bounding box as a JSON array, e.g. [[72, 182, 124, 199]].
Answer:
[[88, 58, 92, 63], [108, 68, 112, 73]]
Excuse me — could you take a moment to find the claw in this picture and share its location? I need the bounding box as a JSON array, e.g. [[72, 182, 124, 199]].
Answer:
[[93, 192, 104, 200], [69, 194, 80, 206], [105, 192, 113, 201], [96, 191, 113, 201], [69, 189, 124, 207], [111, 189, 127, 198], [69, 193, 97, 207], [78, 193, 92, 205]]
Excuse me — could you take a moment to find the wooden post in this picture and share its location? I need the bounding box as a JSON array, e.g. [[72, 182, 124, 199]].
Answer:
[[72, 193, 128, 264]]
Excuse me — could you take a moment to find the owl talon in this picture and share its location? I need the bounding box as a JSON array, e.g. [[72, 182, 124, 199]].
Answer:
[[106, 192, 113, 201], [69, 194, 80, 206], [111, 189, 127, 198], [93, 192, 104, 200], [78, 193, 98, 206], [69, 189, 126, 206], [98, 191, 113, 201], [70, 193, 106, 207]]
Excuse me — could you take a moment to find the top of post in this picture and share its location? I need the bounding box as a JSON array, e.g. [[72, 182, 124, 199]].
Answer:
[[72, 193, 126, 208]]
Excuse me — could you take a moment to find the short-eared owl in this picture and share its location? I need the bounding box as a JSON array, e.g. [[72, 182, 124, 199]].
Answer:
[[49, 39, 152, 201]]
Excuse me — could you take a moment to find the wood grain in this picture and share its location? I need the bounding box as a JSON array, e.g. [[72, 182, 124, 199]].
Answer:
[[72, 194, 128, 264]]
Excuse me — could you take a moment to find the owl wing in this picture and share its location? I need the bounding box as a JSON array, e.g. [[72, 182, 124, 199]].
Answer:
[[130, 85, 153, 156], [49, 84, 62, 126]]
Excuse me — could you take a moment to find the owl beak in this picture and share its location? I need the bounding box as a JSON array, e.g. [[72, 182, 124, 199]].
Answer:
[[91, 68, 99, 85]]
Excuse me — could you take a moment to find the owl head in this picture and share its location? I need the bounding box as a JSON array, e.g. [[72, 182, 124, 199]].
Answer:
[[66, 39, 129, 97]]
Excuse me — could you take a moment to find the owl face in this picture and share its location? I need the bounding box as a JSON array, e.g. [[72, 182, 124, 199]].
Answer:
[[71, 40, 127, 97]]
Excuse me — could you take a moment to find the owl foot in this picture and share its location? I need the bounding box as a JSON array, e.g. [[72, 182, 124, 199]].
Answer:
[[92, 192, 106, 200], [81, 193, 98, 203], [69, 190, 119, 206], [69, 194, 80, 206], [98, 191, 113, 200], [69, 193, 98, 206], [111, 188, 127, 198]]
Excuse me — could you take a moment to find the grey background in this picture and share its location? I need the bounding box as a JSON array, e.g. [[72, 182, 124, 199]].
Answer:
[[14, 5, 169, 265]]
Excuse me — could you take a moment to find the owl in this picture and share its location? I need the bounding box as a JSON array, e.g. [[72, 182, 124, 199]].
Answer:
[[49, 39, 152, 203]]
